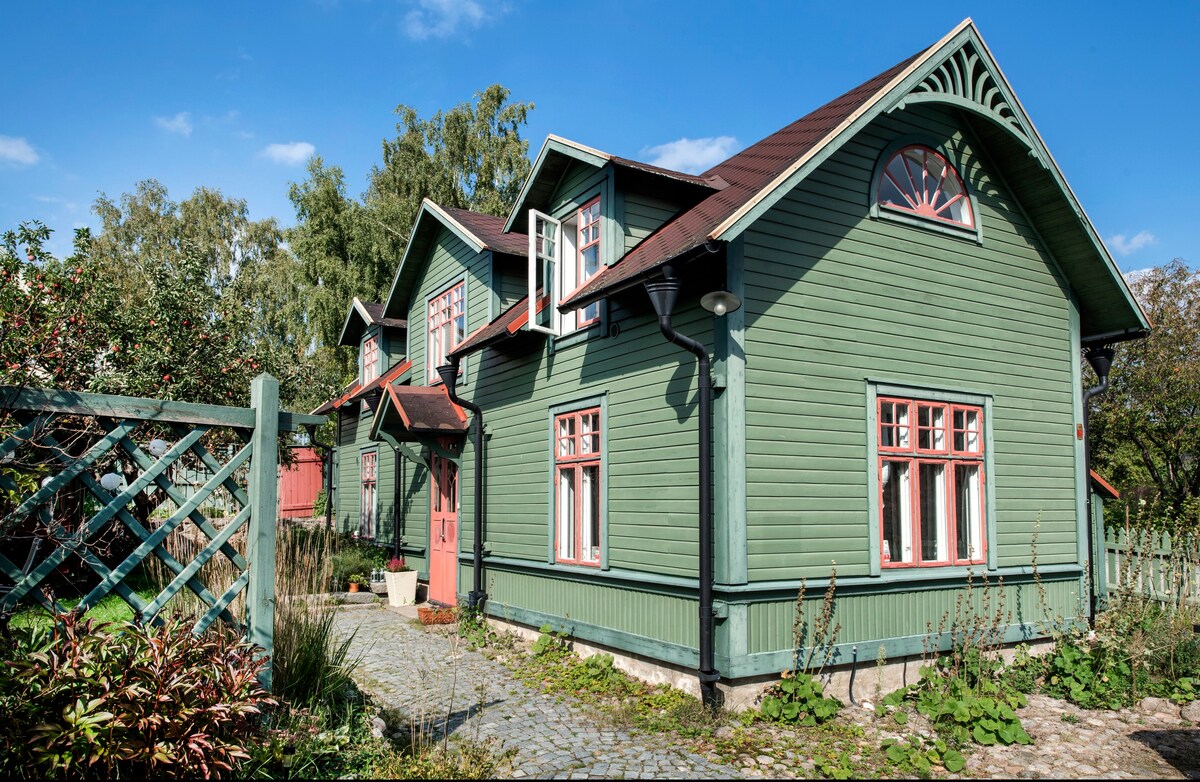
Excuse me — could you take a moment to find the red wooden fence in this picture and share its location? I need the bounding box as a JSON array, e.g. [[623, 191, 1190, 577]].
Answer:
[[278, 446, 323, 518]]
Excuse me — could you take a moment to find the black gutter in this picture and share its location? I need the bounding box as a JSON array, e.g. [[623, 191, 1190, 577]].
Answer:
[[305, 424, 335, 533], [644, 265, 721, 708], [437, 358, 486, 610], [1081, 344, 1114, 624]]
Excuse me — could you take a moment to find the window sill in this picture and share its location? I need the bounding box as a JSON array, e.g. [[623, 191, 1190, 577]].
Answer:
[[872, 206, 982, 245], [874, 563, 995, 582]]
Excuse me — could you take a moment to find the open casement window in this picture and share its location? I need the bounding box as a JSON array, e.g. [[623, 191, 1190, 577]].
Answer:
[[554, 407, 602, 566], [428, 282, 465, 383], [360, 451, 378, 540], [878, 397, 985, 568], [528, 210, 560, 335], [362, 335, 379, 384], [527, 198, 603, 336], [877, 145, 974, 229]]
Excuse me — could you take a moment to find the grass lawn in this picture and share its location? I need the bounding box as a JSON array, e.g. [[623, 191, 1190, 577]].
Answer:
[[10, 589, 156, 629]]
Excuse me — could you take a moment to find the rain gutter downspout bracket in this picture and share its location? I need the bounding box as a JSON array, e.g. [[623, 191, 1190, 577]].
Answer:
[[437, 358, 487, 611]]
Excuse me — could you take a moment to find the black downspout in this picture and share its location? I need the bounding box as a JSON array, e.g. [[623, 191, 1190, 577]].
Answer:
[[1082, 344, 1114, 625], [644, 267, 721, 708], [306, 424, 335, 533], [437, 358, 486, 610]]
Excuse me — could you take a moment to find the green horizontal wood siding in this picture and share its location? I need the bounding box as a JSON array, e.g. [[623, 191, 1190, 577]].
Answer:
[[623, 192, 679, 253], [742, 104, 1079, 582], [464, 297, 713, 579]]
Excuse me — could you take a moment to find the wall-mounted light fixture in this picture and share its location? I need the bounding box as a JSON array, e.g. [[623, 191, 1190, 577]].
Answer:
[[700, 290, 742, 318]]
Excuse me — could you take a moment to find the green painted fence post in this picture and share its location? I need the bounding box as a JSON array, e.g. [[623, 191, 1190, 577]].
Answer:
[[248, 373, 279, 690]]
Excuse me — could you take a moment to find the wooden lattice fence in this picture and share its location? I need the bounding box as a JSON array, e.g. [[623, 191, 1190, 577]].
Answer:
[[0, 375, 324, 688]]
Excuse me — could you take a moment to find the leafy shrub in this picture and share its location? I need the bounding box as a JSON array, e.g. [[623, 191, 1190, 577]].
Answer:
[[0, 613, 275, 779], [530, 624, 570, 658], [881, 735, 966, 775], [760, 671, 842, 726], [331, 548, 380, 590], [885, 649, 1032, 746]]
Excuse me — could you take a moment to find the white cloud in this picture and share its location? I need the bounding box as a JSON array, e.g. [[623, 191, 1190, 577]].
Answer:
[[261, 141, 315, 165], [0, 135, 39, 166], [33, 195, 79, 211], [403, 0, 488, 40], [154, 112, 193, 137], [1108, 230, 1156, 256], [640, 136, 739, 175]]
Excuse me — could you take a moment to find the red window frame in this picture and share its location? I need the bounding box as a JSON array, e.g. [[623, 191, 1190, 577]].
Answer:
[[360, 451, 378, 540], [427, 281, 465, 384], [554, 406, 602, 567], [878, 396, 985, 569], [877, 145, 974, 229], [575, 197, 602, 327], [362, 335, 379, 384]]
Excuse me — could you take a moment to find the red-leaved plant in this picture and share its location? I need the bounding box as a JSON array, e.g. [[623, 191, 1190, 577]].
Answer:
[[385, 556, 411, 573], [0, 612, 277, 779]]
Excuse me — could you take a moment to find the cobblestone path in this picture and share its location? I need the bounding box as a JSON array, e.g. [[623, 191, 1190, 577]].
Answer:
[[333, 606, 745, 779]]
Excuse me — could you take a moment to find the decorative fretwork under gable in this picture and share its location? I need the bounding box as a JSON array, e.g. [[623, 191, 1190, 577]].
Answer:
[[890, 39, 1042, 162]]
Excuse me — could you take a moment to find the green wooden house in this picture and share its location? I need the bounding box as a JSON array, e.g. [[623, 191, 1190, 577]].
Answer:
[[318, 19, 1149, 703]]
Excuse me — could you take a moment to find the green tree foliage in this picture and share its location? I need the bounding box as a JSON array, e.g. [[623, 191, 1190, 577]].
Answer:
[[287, 84, 534, 379], [1091, 259, 1200, 532], [1, 182, 334, 413]]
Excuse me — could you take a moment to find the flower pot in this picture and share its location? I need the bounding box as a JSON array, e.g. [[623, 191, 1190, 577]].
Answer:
[[384, 570, 418, 607], [417, 605, 457, 625], [347, 582, 360, 594]]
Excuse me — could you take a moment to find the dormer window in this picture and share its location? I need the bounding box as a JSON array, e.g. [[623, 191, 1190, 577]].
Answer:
[[528, 197, 603, 335], [877, 145, 974, 229], [362, 335, 379, 384]]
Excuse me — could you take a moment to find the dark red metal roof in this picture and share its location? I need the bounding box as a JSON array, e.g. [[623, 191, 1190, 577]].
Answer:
[[1090, 470, 1120, 500], [311, 359, 412, 415], [358, 301, 407, 329], [383, 384, 469, 434], [560, 49, 924, 309], [448, 291, 549, 359], [441, 207, 528, 256]]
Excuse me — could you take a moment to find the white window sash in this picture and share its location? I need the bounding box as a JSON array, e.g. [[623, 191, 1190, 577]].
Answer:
[[528, 209, 560, 335]]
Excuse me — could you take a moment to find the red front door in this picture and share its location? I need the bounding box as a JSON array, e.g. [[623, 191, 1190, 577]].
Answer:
[[428, 452, 458, 605]]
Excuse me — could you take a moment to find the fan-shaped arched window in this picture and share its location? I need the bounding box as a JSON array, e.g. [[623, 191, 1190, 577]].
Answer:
[[877, 146, 974, 229]]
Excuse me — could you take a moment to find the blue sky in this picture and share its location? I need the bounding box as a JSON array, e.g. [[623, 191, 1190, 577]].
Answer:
[[3, 1, 1196, 274]]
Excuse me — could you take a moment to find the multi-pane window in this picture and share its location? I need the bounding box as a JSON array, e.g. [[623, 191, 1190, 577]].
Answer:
[[554, 407, 602, 566], [360, 451, 378, 539], [528, 197, 602, 335], [575, 198, 602, 327], [428, 282, 465, 383], [878, 397, 985, 568], [877, 145, 974, 229], [362, 335, 379, 384]]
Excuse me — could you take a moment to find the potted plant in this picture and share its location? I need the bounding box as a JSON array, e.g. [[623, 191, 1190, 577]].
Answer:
[[383, 556, 417, 607], [347, 573, 368, 594]]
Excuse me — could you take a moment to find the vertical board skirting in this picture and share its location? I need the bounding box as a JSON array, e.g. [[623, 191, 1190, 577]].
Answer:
[[248, 373, 279, 690], [715, 236, 748, 586]]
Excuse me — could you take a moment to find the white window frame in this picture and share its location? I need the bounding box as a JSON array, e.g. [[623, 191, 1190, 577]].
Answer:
[[527, 198, 603, 338]]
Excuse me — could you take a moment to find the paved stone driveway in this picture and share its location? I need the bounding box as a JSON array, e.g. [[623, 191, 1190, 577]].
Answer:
[[332, 605, 744, 779]]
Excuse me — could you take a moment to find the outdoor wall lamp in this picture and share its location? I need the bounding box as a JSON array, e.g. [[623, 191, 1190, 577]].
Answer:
[[99, 472, 123, 491], [700, 290, 742, 317], [147, 438, 169, 457]]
